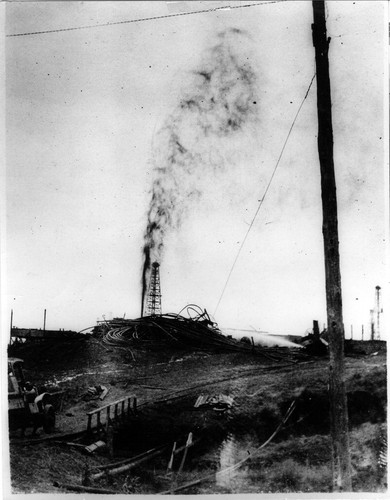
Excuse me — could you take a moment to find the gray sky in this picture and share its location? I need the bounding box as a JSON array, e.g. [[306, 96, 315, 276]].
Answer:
[[4, 1, 388, 337]]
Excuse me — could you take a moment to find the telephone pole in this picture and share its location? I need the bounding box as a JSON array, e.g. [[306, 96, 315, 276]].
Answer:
[[312, 0, 352, 491], [375, 285, 381, 339]]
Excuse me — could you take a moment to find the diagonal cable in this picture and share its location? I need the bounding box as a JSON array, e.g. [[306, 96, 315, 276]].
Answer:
[[213, 73, 316, 316]]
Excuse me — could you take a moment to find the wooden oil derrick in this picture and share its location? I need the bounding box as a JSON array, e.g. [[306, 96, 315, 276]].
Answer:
[[145, 262, 162, 316]]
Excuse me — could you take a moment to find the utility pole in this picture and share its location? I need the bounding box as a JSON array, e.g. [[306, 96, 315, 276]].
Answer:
[[370, 309, 375, 340], [10, 309, 13, 344], [43, 309, 47, 332], [375, 285, 381, 339], [312, 1, 352, 491]]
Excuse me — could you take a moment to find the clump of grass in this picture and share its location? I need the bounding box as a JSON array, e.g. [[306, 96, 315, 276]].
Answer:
[[350, 422, 388, 492], [122, 475, 141, 493], [271, 459, 301, 490], [264, 458, 332, 492]]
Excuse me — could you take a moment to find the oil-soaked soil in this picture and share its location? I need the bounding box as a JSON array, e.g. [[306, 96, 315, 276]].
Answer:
[[7, 338, 387, 494]]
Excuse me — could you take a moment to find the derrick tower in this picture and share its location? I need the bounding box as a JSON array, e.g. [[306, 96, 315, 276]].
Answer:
[[145, 262, 162, 316]]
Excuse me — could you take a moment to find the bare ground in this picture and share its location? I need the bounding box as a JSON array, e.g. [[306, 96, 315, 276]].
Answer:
[[7, 338, 387, 494]]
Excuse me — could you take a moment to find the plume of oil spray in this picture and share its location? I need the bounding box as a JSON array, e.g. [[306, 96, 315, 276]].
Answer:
[[141, 29, 259, 315]]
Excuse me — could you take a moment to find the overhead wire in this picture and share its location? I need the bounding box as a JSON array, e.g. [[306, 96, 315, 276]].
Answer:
[[7, 1, 287, 38], [213, 73, 316, 316]]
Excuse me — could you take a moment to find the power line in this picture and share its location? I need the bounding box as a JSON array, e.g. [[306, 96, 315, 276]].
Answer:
[[7, 1, 286, 38], [213, 73, 316, 316]]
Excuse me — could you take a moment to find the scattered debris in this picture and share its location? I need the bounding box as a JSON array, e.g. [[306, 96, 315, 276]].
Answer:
[[160, 401, 297, 494], [82, 385, 108, 401], [194, 394, 234, 411], [85, 440, 106, 454]]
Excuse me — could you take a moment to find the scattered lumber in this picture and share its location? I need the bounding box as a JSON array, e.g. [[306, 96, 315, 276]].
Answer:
[[11, 429, 85, 445], [53, 481, 119, 494], [92, 443, 167, 471], [91, 446, 168, 481]]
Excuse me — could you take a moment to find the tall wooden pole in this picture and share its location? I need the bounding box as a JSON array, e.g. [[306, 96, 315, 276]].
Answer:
[[312, 1, 352, 491], [10, 309, 13, 344]]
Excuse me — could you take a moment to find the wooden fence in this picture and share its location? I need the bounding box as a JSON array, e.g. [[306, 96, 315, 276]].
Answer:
[[86, 395, 137, 437]]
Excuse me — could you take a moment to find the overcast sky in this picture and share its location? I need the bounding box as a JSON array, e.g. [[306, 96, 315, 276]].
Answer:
[[4, 1, 388, 338]]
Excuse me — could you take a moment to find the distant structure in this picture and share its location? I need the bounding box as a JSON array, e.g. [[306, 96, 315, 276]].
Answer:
[[370, 286, 383, 341], [370, 309, 375, 341], [145, 262, 162, 316], [375, 285, 382, 340]]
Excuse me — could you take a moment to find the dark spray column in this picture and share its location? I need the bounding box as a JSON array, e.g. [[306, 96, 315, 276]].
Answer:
[[312, 0, 352, 491]]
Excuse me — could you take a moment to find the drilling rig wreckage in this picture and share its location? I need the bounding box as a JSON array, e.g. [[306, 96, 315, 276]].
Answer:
[[98, 305, 250, 354], [94, 263, 305, 360]]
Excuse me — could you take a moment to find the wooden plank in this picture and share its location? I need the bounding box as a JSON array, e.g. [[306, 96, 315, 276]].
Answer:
[[177, 432, 193, 475], [172, 439, 195, 455], [106, 406, 110, 433], [86, 395, 135, 416], [91, 447, 167, 481], [11, 430, 86, 445], [87, 414, 92, 434], [96, 411, 101, 429], [167, 442, 177, 473], [53, 481, 119, 495], [93, 444, 168, 472]]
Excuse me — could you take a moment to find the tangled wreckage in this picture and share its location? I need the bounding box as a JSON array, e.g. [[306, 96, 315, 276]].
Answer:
[[94, 305, 304, 361]]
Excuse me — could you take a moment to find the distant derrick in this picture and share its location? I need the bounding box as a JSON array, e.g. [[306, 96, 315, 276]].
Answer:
[[375, 285, 382, 340], [145, 262, 162, 316]]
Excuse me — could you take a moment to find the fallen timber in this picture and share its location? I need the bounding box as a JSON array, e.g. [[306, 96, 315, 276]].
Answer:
[[53, 481, 119, 494], [160, 400, 297, 494], [11, 429, 86, 445], [90, 445, 169, 481], [92, 443, 168, 471]]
